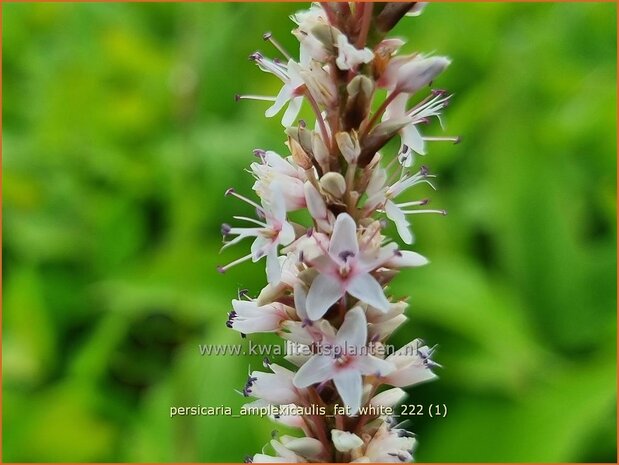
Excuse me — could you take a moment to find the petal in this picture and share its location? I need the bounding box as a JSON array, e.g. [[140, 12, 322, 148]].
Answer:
[[283, 437, 324, 458], [333, 370, 363, 415], [385, 200, 413, 245], [386, 364, 438, 388], [401, 123, 425, 155], [282, 96, 303, 127], [386, 250, 429, 268], [331, 430, 364, 452], [293, 283, 309, 320], [251, 235, 272, 260], [306, 273, 344, 320], [265, 84, 292, 118], [383, 93, 409, 120], [252, 454, 290, 463], [304, 181, 327, 219], [279, 221, 296, 246], [357, 355, 395, 377], [369, 387, 407, 408], [346, 273, 390, 313], [335, 306, 367, 349], [293, 355, 336, 388], [266, 249, 282, 284], [329, 213, 359, 258]]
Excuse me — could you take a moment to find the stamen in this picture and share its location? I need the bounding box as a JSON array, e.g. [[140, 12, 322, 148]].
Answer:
[[238, 288, 249, 299], [233, 216, 267, 227], [396, 199, 429, 207], [236, 94, 277, 102], [400, 209, 447, 215], [221, 223, 231, 235], [218, 253, 254, 273], [424, 135, 461, 144], [263, 32, 292, 60], [225, 188, 264, 211]]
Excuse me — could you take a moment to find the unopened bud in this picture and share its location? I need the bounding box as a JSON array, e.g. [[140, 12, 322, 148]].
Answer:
[[312, 132, 330, 173], [331, 430, 364, 452], [288, 137, 313, 170], [335, 131, 361, 164], [319, 172, 347, 198]]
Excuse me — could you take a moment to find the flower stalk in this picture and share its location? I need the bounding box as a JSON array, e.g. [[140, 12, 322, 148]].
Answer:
[[220, 2, 456, 462]]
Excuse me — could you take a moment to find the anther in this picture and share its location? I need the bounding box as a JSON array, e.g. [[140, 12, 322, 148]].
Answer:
[[221, 223, 231, 235]]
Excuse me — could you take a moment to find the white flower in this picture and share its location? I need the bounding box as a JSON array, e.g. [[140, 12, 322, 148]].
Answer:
[[335, 34, 374, 71], [227, 299, 290, 334], [365, 165, 444, 245], [220, 187, 295, 283], [380, 54, 451, 94], [299, 60, 337, 109], [331, 429, 364, 452], [384, 90, 452, 166], [293, 307, 394, 415], [253, 436, 324, 463], [304, 181, 334, 233], [251, 54, 306, 126], [243, 363, 303, 407], [251, 150, 307, 211], [291, 4, 330, 66], [304, 213, 398, 320], [357, 421, 417, 462], [383, 339, 439, 388]]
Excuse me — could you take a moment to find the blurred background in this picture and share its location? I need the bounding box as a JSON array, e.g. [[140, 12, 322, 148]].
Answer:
[[2, 2, 617, 462]]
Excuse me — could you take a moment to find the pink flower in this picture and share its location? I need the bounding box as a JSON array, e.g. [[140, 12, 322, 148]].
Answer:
[[383, 339, 439, 388], [305, 213, 395, 320], [293, 307, 394, 415], [379, 54, 451, 94], [227, 299, 290, 334], [220, 186, 295, 283]]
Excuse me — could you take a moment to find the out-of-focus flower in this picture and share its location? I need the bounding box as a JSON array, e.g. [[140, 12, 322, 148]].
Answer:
[[293, 307, 394, 415]]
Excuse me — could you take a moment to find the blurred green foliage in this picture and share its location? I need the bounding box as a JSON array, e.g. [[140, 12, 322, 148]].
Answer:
[[3, 2, 616, 462]]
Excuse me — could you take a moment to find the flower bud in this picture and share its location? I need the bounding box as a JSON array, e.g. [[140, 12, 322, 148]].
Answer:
[[319, 172, 347, 198], [383, 55, 451, 94], [288, 137, 313, 170], [345, 75, 374, 130], [336, 131, 361, 164], [280, 436, 324, 457], [331, 429, 364, 452], [312, 132, 330, 173]]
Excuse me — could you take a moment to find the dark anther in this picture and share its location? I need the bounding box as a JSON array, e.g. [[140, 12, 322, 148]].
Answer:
[[225, 187, 236, 196], [339, 250, 355, 262], [263, 32, 272, 41], [221, 223, 231, 235]]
